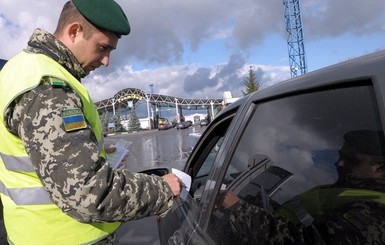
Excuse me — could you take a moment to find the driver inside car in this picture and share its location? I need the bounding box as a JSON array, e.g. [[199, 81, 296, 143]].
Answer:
[[216, 130, 385, 244]]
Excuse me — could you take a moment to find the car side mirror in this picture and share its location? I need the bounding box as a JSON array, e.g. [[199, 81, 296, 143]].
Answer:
[[139, 167, 170, 176]]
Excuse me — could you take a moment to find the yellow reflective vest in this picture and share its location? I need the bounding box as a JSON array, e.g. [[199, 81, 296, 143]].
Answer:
[[275, 185, 385, 226], [0, 52, 120, 245]]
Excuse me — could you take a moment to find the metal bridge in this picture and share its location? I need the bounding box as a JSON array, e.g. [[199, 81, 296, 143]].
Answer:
[[94, 87, 224, 121]]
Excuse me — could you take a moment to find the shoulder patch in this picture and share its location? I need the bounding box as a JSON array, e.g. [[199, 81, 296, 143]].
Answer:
[[43, 76, 69, 88], [343, 210, 370, 231], [61, 108, 88, 132]]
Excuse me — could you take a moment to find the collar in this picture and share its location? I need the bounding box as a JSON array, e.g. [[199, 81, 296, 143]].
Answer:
[[25, 28, 87, 80]]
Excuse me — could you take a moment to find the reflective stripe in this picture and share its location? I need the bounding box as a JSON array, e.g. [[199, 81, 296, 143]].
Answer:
[[0, 152, 34, 172], [98, 140, 104, 154], [0, 180, 52, 205], [285, 198, 314, 226]]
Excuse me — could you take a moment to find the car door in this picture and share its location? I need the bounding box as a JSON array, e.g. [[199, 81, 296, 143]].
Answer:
[[158, 105, 240, 244], [203, 79, 385, 244], [159, 52, 385, 244]]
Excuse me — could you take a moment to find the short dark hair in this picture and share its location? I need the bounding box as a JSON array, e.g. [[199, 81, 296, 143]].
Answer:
[[337, 130, 385, 169], [54, 1, 98, 40], [340, 130, 385, 157]]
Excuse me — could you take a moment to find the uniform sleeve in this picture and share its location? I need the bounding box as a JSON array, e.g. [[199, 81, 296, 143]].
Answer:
[[226, 199, 385, 244], [7, 83, 173, 222], [313, 202, 385, 244], [226, 199, 305, 244]]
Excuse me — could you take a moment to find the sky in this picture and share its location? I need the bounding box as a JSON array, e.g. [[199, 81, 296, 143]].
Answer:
[[1, 0, 385, 103]]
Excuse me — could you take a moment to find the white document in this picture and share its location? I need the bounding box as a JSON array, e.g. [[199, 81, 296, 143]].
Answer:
[[172, 168, 191, 200], [107, 146, 128, 169], [107, 139, 130, 169]]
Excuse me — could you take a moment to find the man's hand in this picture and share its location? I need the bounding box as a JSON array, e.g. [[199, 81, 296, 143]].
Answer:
[[219, 191, 240, 208], [162, 173, 182, 197]]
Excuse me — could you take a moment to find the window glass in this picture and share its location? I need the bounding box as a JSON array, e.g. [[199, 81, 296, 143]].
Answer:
[[208, 83, 385, 244], [159, 113, 234, 244], [188, 111, 236, 202], [190, 136, 224, 202]]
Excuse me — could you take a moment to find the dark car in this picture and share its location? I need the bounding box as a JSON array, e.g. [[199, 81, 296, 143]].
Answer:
[[176, 121, 189, 130], [199, 119, 209, 127], [185, 120, 193, 127], [158, 123, 172, 130], [155, 50, 385, 244]]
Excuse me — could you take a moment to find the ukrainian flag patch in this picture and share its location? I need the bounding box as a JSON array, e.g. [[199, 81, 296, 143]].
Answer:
[[62, 108, 87, 132]]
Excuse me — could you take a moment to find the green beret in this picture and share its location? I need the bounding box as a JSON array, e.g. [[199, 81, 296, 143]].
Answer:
[[341, 130, 385, 156], [72, 0, 130, 36]]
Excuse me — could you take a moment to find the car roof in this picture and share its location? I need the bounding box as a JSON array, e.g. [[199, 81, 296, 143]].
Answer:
[[251, 50, 385, 101], [219, 50, 385, 117]]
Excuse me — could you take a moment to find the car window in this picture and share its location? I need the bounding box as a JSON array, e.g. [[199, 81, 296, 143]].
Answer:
[[187, 113, 234, 202], [190, 136, 224, 202], [207, 81, 385, 244], [160, 113, 235, 244]]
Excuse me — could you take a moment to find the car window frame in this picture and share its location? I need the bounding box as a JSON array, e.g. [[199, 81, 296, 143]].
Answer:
[[184, 107, 238, 179], [198, 102, 258, 231], [200, 77, 385, 235]]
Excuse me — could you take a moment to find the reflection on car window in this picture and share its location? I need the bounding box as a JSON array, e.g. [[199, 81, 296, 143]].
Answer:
[[191, 136, 225, 202], [187, 112, 234, 205], [160, 114, 234, 245], [208, 82, 385, 244], [197, 137, 224, 179]]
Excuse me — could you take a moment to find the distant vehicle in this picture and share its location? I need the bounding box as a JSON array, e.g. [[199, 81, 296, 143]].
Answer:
[[185, 120, 193, 127], [149, 50, 385, 244], [158, 118, 172, 130], [199, 119, 209, 127], [158, 123, 172, 131], [158, 117, 169, 125], [176, 122, 189, 130]]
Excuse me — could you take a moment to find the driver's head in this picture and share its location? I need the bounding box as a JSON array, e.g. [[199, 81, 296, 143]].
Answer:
[[336, 130, 385, 179]]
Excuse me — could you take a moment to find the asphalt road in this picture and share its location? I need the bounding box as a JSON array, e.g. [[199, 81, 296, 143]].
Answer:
[[111, 125, 203, 245], [107, 125, 202, 172], [0, 125, 204, 244]]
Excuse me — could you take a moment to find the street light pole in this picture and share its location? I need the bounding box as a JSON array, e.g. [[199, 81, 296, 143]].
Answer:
[[175, 98, 179, 123], [210, 100, 215, 120], [149, 83, 154, 129], [146, 96, 151, 129], [111, 98, 116, 116], [149, 84, 154, 95]]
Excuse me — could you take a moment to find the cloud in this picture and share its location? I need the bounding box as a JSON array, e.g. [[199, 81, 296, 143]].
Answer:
[[302, 0, 385, 39], [1, 0, 384, 104], [84, 55, 289, 102], [83, 64, 193, 101]]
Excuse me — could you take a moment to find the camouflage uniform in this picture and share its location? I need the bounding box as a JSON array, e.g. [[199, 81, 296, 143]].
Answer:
[[5, 29, 173, 244], [221, 175, 385, 245]]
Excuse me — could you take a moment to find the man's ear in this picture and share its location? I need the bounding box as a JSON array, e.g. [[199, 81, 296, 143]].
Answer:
[[68, 23, 82, 42], [336, 159, 345, 167]]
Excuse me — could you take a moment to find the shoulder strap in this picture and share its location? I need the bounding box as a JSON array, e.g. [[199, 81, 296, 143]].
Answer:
[[41, 76, 70, 88]]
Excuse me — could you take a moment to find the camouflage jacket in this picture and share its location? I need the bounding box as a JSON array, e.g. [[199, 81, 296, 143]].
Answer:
[[223, 176, 385, 245], [6, 29, 173, 224]]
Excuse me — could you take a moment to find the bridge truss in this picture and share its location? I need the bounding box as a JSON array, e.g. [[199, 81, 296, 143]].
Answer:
[[94, 87, 223, 117]]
